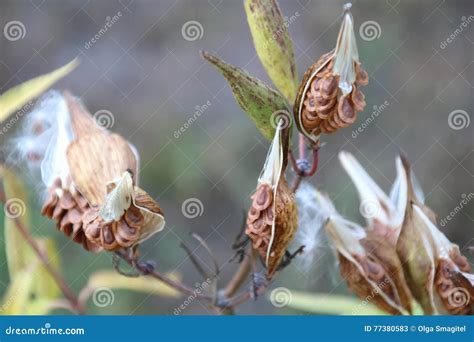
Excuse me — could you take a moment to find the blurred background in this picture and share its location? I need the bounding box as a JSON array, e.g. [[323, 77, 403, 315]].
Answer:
[[0, 0, 472, 315]]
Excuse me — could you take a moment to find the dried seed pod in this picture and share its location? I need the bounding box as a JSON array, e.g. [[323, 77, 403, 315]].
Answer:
[[294, 4, 368, 146], [245, 121, 297, 279], [325, 214, 410, 315], [36, 91, 165, 252]]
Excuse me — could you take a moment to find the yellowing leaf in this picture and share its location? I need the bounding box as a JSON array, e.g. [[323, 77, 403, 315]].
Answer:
[[285, 291, 387, 315], [202, 51, 290, 141], [0, 166, 33, 280], [245, 0, 298, 102], [31, 238, 61, 300], [0, 269, 35, 315], [79, 270, 182, 306], [0, 58, 78, 123]]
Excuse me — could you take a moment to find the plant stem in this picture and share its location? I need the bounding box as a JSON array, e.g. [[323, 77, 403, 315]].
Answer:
[[13, 217, 85, 315], [222, 254, 252, 298]]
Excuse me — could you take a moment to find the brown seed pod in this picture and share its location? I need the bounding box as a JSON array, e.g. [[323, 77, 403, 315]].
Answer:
[[293, 5, 368, 146], [245, 122, 297, 279], [39, 92, 165, 252]]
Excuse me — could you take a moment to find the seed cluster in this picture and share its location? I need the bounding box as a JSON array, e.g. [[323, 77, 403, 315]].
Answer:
[[246, 183, 274, 258], [298, 51, 368, 136]]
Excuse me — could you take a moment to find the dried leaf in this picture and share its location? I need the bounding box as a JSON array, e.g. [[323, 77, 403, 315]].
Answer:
[[0, 59, 78, 123], [244, 0, 298, 102], [202, 51, 290, 141]]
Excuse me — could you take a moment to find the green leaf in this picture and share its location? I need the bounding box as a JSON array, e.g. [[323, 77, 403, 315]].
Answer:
[[0, 58, 78, 124], [0, 166, 33, 280], [31, 238, 61, 300], [244, 0, 298, 102], [0, 269, 35, 315], [202, 51, 290, 141], [284, 291, 388, 315], [79, 270, 182, 306]]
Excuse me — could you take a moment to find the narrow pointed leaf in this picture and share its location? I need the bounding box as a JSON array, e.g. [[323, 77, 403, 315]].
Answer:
[[0, 58, 78, 123], [31, 238, 61, 300], [0, 166, 33, 280], [0, 269, 35, 315], [202, 51, 289, 141], [244, 0, 298, 102], [286, 291, 387, 315]]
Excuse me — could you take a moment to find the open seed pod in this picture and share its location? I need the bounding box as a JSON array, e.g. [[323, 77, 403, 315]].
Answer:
[[293, 4, 368, 146], [245, 121, 297, 279], [40, 91, 165, 252], [315, 190, 411, 315], [396, 157, 472, 315]]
